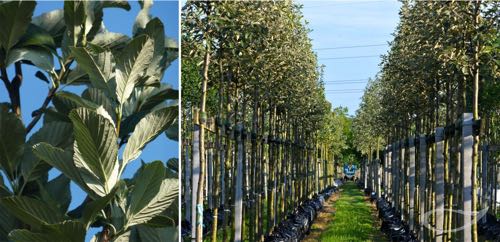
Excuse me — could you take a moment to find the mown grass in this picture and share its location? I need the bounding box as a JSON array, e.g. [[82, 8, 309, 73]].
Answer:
[[319, 182, 387, 242]]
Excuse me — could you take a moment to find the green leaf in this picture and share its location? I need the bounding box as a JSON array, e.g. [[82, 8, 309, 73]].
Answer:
[[35, 71, 50, 83], [165, 120, 179, 141], [69, 108, 119, 196], [9, 221, 86, 242], [166, 158, 178, 173], [17, 24, 56, 50], [64, 65, 90, 86], [0, 1, 36, 51], [0, 196, 64, 228], [28, 121, 72, 147], [52, 91, 100, 115], [6, 47, 54, 72], [8, 230, 51, 242], [46, 220, 87, 241], [62, 1, 85, 58], [0, 176, 10, 197], [91, 32, 130, 50], [0, 204, 16, 240], [43, 108, 71, 124], [113, 228, 140, 242], [115, 35, 154, 104], [32, 142, 93, 197], [165, 37, 178, 50], [137, 225, 178, 242], [81, 184, 118, 229], [21, 121, 72, 182], [140, 18, 166, 87], [125, 163, 178, 228], [102, 0, 131, 11], [132, 0, 153, 36], [127, 161, 164, 218], [110, 205, 127, 235], [0, 108, 25, 179], [44, 174, 71, 212], [83, 1, 105, 42], [70, 46, 114, 92], [32, 9, 65, 42], [120, 85, 177, 138], [82, 88, 117, 123], [96, 106, 117, 128], [143, 215, 175, 228], [136, 86, 178, 112], [122, 107, 177, 167], [163, 38, 179, 69], [63, 1, 85, 39]]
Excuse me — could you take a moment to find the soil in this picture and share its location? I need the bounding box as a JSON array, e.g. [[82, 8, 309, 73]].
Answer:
[[302, 190, 341, 242]]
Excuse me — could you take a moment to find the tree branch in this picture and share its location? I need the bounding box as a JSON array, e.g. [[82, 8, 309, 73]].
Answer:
[[0, 68, 10, 91], [1, 64, 23, 116], [11, 62, 23, 116]]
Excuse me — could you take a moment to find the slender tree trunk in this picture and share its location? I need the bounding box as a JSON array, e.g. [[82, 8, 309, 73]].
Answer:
[[196, 49, 211, 242], [234, 123, 244, 242], [211, 60, 225, 242], [257, 106, 265, 241], [471, 2, 481, 241], [267, 107, 274, 235]]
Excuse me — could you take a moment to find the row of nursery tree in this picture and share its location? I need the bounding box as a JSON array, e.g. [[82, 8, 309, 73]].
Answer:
[[353, 1, 499, 242], [0, 1, 179, 241], [181, 1, 356, 241]]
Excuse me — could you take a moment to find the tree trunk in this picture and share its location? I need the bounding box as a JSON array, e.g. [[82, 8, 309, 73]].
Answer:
[[471, 2, 481, 241], [195, 49, 211, 242]]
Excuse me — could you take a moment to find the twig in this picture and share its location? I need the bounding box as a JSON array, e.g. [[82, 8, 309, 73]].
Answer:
[[25, 87, 58, 133], [25, 60, 73, 133]]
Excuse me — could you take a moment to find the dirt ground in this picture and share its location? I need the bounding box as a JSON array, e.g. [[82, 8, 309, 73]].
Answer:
[[302, 190, 341, 242]]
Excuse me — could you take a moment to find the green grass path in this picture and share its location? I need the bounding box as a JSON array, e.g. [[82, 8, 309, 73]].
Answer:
[[319, 182, 388, 242]]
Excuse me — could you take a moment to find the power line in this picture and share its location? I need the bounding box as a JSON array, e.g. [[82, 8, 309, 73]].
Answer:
[[314, 43, 387, 51], [325, 89, 365, 92], [325, 91, 365, 94], [324, 78, 368, 83], [325, 82, 366, 85], [319, 55, 380, 60], [302, 1, 386, 8]]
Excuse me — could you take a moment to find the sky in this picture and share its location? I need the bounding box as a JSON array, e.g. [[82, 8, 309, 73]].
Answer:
[[0, 1, 179, 240], [299, 0, 401, 116]]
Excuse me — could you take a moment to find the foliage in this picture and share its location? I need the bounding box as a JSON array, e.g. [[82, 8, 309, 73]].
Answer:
[[353, 0, 500, 152], [0, 1, 178, 241], [319, 107, 361, 165]]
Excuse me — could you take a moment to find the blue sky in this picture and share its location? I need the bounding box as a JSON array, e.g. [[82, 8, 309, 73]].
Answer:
[[0, 1, 178, 240], [299, 0, 401, 115]]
